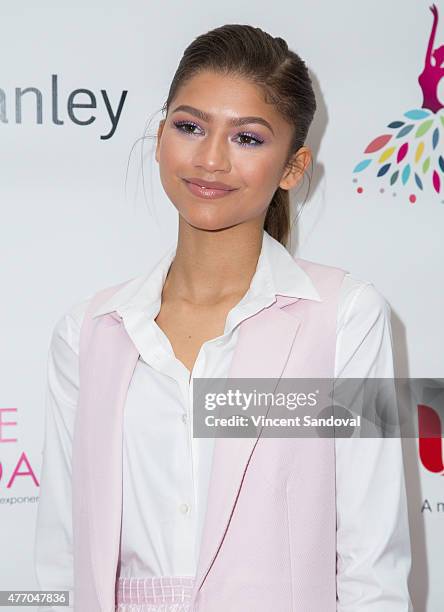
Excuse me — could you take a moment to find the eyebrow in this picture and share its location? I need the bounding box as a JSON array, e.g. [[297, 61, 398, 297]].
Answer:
[[171, 104, 275, 136]]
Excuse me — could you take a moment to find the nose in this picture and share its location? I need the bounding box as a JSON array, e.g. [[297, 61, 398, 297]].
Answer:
[[193, 131, 231, 173]]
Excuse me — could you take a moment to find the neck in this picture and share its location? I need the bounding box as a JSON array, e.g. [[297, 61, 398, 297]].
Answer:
[[163, 216, 266, 305]]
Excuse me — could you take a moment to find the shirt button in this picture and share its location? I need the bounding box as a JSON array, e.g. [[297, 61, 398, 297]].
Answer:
[[182, 413, 188, 424], [179, 503, 190, 514]]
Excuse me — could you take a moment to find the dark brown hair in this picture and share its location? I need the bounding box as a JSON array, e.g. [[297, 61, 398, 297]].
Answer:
[[161, 24, 317, 247]]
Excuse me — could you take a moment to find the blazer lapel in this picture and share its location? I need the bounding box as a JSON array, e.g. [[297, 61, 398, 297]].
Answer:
[[190, 295, 303, 602]]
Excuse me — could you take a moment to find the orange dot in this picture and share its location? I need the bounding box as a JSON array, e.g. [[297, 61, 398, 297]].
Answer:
[[409, 194, 416, 203], [357, 187, 363, 194]]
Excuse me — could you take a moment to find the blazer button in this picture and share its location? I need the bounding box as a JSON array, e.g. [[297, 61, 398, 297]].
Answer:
[[179, 503, 190, 514], [182, 413, 188, 424]]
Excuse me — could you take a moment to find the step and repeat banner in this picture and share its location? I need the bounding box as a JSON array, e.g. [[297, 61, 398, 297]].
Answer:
[[1, 1, 443, 610]]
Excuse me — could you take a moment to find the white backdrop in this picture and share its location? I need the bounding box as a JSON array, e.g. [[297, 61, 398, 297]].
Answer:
[[1, 1, 443, 610]]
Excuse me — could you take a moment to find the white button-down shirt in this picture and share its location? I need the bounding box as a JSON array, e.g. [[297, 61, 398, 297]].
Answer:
[[34, 230, 413, 610]]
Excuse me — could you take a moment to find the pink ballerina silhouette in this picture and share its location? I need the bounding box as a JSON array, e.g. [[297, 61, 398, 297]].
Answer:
[[353, 4, 444, 198], [418, 3, 444, 113]]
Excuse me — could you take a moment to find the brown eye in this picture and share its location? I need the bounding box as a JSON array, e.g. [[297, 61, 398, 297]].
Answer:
[[235, 132, 264, 147], [173, 120, 201, 135]]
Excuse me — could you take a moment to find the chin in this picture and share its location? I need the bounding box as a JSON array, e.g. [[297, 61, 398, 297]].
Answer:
[[185, 218, 236, 232], [181, 210, 243, 232]]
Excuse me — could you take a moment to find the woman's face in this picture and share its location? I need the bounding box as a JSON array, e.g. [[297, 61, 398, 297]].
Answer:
[[155, 70, 311, 232]]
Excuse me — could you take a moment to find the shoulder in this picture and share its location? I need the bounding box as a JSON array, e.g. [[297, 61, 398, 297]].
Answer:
[[335, 274, 394, 377], [49, 295, 93, 358], [295, 255, 391, 320], [49, 275, 137, 356], [295, 255, 344, 273], [338, 273, 392, 333]]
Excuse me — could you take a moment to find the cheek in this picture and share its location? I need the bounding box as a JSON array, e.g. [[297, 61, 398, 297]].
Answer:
[[236, 150, 283, 187], [158, 146, 190, 195], [159, 133, 186, 170]]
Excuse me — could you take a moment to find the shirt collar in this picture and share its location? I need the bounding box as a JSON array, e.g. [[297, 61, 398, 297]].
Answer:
[[91, 230, 321, 319]]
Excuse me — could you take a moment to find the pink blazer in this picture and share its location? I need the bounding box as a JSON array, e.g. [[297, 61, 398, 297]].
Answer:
[[72, 257, 346, 612]]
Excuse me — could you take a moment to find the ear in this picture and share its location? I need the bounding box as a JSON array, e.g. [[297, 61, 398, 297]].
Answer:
[[279, 146, 312, 191], [155, 119, 166, 164]]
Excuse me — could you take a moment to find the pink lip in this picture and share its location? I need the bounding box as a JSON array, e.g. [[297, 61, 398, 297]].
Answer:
[[182, 179, 237, 200], [184, 177, 236, 190]]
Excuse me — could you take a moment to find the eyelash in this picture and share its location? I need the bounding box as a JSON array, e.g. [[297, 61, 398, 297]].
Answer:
[[172, 120, 265, 147]]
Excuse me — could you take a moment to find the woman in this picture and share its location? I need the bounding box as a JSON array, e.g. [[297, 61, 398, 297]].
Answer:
[[34, 24, 413, 612]]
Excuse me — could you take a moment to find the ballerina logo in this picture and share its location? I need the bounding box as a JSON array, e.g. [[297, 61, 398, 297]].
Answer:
[[353, 4, 444, 204]]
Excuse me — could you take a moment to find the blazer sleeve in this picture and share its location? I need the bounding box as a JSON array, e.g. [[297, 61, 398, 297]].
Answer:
[[33, 302, 87, 612], [334, 277, 413, 611]]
